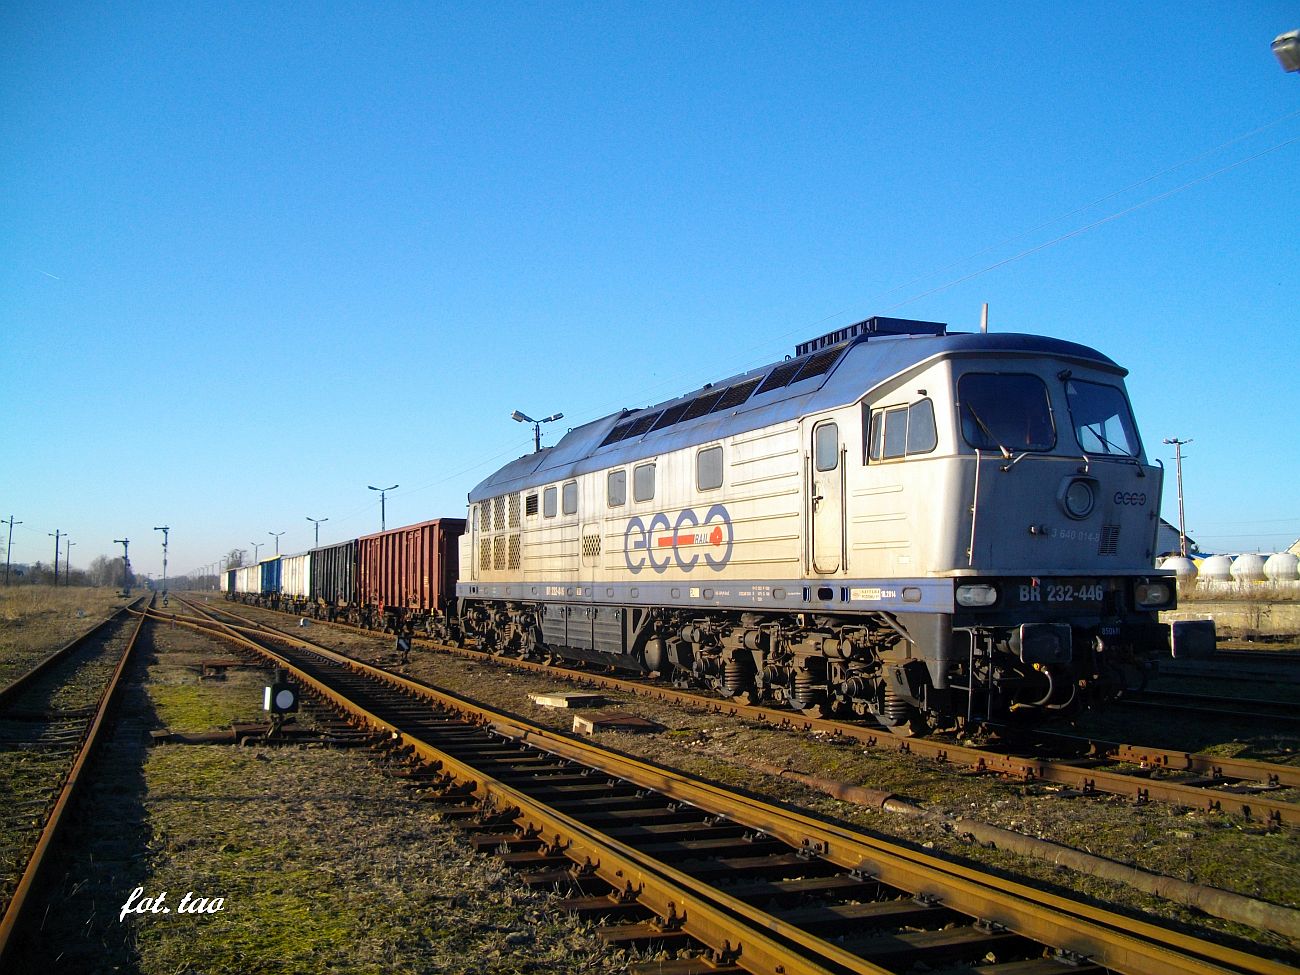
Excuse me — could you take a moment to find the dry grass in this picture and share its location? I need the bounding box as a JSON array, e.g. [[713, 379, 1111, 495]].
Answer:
[[17, 606, 626, 974], [0, 585, 127, 685]]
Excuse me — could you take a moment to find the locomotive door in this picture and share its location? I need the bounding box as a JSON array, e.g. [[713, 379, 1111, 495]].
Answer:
[[810, 420, 844, 573]]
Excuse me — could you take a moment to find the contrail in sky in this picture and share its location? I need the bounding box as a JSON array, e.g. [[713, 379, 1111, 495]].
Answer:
[[38, 269, 61, 280]]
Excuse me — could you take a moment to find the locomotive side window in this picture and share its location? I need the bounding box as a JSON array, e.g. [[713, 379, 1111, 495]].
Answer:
[[1065, 380, 1140, 457], [814, 422, 839, 471], [634, 462, 656, 502], [562, 481, 578, 515], [697, 446, 723, 490], [958, 374, 1054, 452], [907, 399, 938, 453], [866, 399, 937, 461], [607, 470, 626, 507], [543, 486, 557, 518]]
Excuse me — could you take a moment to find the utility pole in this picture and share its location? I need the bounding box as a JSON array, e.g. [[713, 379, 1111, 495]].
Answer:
[[1163, 437, 1192, 557], [4, 515, 22, 585], [49, 529, 63, 586], [368, 484, 398, 531], [269, 530, 284, 555], [307, 516, 328, 548], [154, 526, 170, 593], [114, 538, 131, 596], [65, 541, 75, 586]]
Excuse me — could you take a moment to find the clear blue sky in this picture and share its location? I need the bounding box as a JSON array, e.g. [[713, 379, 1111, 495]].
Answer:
[[3, 3, 1297, 578]]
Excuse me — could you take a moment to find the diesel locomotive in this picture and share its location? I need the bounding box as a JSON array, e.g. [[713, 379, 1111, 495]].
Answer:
[[455, 316, 1175, 733]]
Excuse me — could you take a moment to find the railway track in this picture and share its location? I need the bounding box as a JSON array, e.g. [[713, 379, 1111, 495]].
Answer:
[[1115, 689, 1300, 726], [173, 596, 1295, 975], [220, 599, 1300, 829], [0, 594, 152, 966]]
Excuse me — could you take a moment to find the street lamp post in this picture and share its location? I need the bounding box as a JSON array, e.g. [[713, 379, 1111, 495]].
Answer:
[[307, 516, 328, 548], [269, 531, 284, 555], [511, 409, 564, 453], [250, 541, 263, 563], [65, 541, 75, 586], [154, 526, 170, 593], [368, 484, 398, 531], [1163, 437, 1192, 558]]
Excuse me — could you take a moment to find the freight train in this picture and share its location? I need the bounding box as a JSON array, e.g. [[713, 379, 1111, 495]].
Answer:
[[227, 315, 1185, 734]]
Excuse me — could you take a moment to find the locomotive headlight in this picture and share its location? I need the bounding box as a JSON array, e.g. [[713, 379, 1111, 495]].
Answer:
[[1060, 477, 1097, 520], [956, 584, 998, 607], [1134, 581, 1173, 608]]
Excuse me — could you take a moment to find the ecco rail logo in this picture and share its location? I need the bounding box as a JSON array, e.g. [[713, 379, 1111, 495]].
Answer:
[[625, 505, 733, 574], [1113, 492, 1147, 506]]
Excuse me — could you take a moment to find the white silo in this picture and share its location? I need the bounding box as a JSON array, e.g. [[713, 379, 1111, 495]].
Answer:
[[1230, 553, 1267, 583], [1160, 556, 1198, 581], [1200, 555, 1233, 582], [1263, 552, 1299, 582]]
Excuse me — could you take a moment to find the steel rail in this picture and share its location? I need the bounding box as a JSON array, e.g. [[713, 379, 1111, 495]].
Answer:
[[164, 605, 869, 975], [1115, 690, 1300, 726], [196, 601, 1300, 827], [172, 599, 1297, 975], [0, 595, 153, 969], [0, 599, 141, 709]]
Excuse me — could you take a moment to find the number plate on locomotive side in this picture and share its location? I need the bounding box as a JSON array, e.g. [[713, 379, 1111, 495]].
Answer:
[[1010, 579, 1111, 608]]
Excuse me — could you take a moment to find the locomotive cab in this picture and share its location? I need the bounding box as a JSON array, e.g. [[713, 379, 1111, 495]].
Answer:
[[810, 337, 1172, 729]]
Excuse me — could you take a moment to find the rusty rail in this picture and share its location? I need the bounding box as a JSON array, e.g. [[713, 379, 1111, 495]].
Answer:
[[173, 598, 1297, 975], [0, 595, 152, 968]]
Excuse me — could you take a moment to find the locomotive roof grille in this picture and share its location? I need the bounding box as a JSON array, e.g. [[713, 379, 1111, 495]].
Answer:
[[624, 411, 661, 438], [472, 328, 1128, 503], [794, 315, 947, 356], [682, 388, 727, 421], [651, 401, 692, 431], [712, 376, 762, 412], [756, 358, 804, 394]]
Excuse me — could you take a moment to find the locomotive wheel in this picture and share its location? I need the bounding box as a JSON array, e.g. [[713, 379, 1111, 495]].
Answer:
[[881, 706, 930, 738]]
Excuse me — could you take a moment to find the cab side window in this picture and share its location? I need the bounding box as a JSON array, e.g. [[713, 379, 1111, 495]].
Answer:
[[867, 398, 938, 461], [543, 486, 557, 517]]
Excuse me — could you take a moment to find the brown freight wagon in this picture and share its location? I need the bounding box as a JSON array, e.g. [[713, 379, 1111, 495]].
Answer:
[[357, 518, 465, 632]]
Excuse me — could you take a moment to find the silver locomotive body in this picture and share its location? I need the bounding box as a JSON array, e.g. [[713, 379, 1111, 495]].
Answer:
[[457, 317, 1173, 731]]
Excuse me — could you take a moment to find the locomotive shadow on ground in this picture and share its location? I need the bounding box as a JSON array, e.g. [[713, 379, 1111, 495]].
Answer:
[[12, 626, 161, 973]]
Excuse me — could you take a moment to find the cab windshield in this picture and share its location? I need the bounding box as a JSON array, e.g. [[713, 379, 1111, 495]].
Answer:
[[957, 373, 1055, 453], [1066, 379, 1141, 457]]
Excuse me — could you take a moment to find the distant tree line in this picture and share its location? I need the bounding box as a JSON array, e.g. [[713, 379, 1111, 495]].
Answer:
[[4, 556, 132, 588]]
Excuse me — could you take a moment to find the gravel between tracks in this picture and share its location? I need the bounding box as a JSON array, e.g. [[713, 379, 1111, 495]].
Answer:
[[219, 602, 1300, 960], [7, 606, 627, 974]]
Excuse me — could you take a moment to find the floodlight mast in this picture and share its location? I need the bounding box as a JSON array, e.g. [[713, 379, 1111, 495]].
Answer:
[[269, 530, 284, 555], [368, 485, 398, 531], [307, 516, 328, 547], [512, 409, 564, 453]]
